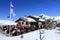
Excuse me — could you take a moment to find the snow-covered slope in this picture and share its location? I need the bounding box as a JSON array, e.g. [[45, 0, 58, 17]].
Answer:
[[0, 29, 60, 40]]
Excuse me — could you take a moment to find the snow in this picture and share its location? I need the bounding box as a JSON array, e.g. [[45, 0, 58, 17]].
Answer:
[[26, 17, 36, 22], [0, 20, 17, 25], [55, 16, 60, 20], [39, 19, 45, 22], [0, 29, 60, 40], [39, 14, 60, 21], [33, 16, 40, 18]]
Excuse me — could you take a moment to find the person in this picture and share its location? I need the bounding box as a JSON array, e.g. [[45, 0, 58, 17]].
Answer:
[[11, 29, 17, 36], [16, 28, 21, 35], [3, 26, 7, 31], [21, 24, 24, 29]]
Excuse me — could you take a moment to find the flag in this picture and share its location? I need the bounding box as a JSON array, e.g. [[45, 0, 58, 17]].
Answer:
[[10, 2, 16, 17], [10, 2, 14, 8]]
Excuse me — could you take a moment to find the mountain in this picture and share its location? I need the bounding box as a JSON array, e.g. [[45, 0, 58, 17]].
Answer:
[[39, 14, 60, 21]]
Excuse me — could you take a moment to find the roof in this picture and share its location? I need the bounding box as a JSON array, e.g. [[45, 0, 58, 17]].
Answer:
[[28, 16, 39, 21], [15, 18, 25, 22], [39, 19, 45, 22], [28, 16, 39, 18], [26, 17, 36, 22], [33, 16, 40, 18]]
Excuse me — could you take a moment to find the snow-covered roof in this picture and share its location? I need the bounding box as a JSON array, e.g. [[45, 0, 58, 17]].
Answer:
[[39, 19, 45, 22], [33, 16, 40, 18], [0, 20, 17, 25], [26, 18, 36, 22]]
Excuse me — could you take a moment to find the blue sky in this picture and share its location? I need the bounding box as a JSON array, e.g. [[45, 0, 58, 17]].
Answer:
[[0, 0, 60, 20]]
